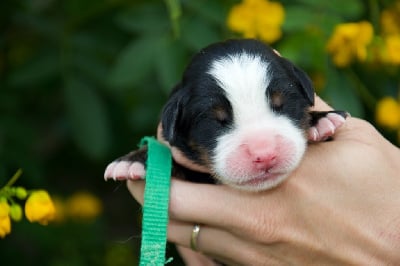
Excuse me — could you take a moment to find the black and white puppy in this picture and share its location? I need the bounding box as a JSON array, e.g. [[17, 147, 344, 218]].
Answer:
[[104, 39, 347, 191]]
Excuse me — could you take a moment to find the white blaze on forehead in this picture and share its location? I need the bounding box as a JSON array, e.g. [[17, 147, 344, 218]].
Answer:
[[206, 52, 307, 191], [207, 53, 273, 124]]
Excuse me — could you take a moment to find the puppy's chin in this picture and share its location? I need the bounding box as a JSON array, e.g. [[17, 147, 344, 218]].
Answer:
[[215, 172, 290, 191]]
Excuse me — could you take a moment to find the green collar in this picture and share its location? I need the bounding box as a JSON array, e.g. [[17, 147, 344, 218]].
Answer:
[[139, 136, 173, 265]]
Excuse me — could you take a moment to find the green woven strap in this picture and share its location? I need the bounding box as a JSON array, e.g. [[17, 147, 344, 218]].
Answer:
[[139, 136, 172, 266]]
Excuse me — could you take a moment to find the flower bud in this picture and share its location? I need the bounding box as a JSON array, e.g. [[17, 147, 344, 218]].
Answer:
[[10, 204, 23, 222], [15, 187, 28, 200]]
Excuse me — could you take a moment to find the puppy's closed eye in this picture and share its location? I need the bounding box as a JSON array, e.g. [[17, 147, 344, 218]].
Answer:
[[271, 91, 284, 111], [213, 106, 230, 125]]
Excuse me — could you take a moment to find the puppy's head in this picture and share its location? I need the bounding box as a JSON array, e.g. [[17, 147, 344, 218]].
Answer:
[[161, 39, 314, 191]]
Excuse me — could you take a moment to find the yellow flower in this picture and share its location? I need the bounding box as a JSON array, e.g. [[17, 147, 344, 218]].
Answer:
[[384, 35, 400, 65], [0, 202, 11, 238], [52, 197, 66, 223], [227, 0, 285, 43], [25, 190, 56, 225], [375, 97, 400, 129], [66, 191, 102, 222], [326, 21, 374, 67]]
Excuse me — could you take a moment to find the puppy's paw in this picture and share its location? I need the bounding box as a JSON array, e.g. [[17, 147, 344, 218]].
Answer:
[[104, 161, 146, 181], [308, 112, 347, 142]]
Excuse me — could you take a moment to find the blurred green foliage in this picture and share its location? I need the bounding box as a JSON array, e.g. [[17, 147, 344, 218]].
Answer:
[[0, 0, 399, 265]]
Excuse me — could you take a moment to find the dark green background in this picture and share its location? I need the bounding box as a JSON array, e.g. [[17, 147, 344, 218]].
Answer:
[[0, 0, 398, 265]]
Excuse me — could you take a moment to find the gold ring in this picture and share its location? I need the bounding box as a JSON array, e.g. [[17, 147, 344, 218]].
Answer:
[[190, 224, 201, 251]]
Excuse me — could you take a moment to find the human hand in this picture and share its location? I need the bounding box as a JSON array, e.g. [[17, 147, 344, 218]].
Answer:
[[128, 95, 400, 265]]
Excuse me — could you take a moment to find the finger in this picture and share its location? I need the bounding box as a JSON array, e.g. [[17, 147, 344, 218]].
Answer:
[[168, 220, 281, 265], [307, 95, 377, 144], [126, 180, 239, 264], [176, 246, 220, 266], [127, 178, 285, 241], [168, 220, 246, 265], [126, 180, 145, 204], [310, 94, 334, 112], [168, 179, 285, 242]]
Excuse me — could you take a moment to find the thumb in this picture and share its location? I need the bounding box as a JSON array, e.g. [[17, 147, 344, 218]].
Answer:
[[310, 94, 334, 112]]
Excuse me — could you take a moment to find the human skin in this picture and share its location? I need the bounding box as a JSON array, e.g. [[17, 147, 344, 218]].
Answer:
[[127, 95, 400, 265]]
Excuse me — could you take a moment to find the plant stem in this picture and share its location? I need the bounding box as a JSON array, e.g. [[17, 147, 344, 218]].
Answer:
[[4, 169, 23, 188], [164, 0, 182, 39], [368, 0, 380, 33]]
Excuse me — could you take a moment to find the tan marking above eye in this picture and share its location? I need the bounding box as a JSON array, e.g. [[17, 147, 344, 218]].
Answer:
[[213, 106, 229, 122], [271, 91, 284, 108]]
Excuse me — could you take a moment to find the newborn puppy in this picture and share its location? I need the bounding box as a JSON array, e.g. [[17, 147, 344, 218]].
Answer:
[[105, 39, 347, 191]]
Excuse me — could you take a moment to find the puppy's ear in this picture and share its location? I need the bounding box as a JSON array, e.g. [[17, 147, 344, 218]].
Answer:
[[292, 65, 315, 106], [161, 83, 187, 142]]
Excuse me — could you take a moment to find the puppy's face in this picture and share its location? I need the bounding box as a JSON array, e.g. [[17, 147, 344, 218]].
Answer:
[[162, 39, 314, 191]]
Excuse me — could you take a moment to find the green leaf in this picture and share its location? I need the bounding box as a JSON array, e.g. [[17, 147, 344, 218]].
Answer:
[[283, 6, 315, 32], [71, 31, 123, 59], [183, 0, 228, 25], [8, 50, 59, 88], [115, 3, 169, 33], [278, 32, 327, 70], [64, 76, 110, 159], [293, 0, 364, 19], [155, 38, 187, 94], [283, 6, 343, 35], [65, 0, 104, 17], [107, 36, 162, 91], [72, 52, 108, 87], [181, 17, 220, 51]]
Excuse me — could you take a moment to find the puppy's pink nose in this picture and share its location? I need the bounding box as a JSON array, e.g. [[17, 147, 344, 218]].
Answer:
[[253, 153, 277, 163], [252, 153, 277, 170], [244, 141, 278, 170]]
